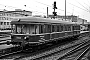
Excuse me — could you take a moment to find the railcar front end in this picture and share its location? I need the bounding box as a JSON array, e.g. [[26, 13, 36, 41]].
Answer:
[[11, 24, 41, 46], [11, 35, 39, 46]]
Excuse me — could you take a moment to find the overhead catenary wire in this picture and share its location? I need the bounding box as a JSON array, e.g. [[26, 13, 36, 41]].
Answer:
[[35, 1, 72, 14], [24, 4, 61, 16], [67, 1, 90, 19], [0, 1, 73, 15], [67, 2, 89, 12], [24, 5, 49, 15], [87, 0, 90, 5], [34, 1, 90, 17], [0, 1, 89, 19], [83, 2, 90, 8], [75, 0, 89, 12], [26, 1, 89, 18], [35, 1, 64, 11], [0, 3, 48, 15], [35, 1, 90, 14]]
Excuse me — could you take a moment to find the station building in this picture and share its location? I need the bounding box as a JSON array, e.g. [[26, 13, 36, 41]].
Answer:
[[0, 9, 32, 29]]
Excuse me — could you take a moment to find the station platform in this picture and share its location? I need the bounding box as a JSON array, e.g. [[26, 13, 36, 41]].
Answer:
[[0, 30, 11, 34], [0, 44, 13, 50], [0, 37, 11, 41], [80, 31, 89, 33], [0, 37, 11, 45], [0, 30, 11, 32]]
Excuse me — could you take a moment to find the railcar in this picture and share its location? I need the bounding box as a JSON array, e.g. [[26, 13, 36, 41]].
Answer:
[[10, 16, 80, 47]]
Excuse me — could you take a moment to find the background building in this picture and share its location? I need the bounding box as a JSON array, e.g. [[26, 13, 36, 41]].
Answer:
[[49, 15, 88, 24], [0, 9, 32, 29]]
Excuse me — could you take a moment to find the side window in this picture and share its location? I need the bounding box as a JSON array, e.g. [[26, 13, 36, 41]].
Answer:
[[78, 25, 80, 30], [40, 24, 51, 33], [65, 25, 67, 31], [66, 25, 71, 31], [68, 25, 71, 31], [7, 22, 9, 25], [44, 25, 47, 33], [41, 25, 44, 33], [73, 25, 75, 30], [57, 25, 59, 32], [72, 25, 74, 30], [76, 25, 78, 30], [43, 25, 46, 33], [1, 22, 3, 25], [55, 25, 57, 32], [46, 25, 51, 33], [52, 25, 54, 32], [61, 25, 63, 31], [77, 25, 80, 30], [59, 25, 62, 32], [73, 25, 77, 30], [48, 25, 51, 33], [4, 22, 6, 25], [63, 25, 65, 31]]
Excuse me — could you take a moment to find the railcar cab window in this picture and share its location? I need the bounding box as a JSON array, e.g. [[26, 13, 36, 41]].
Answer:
[[11, 24, 15, 33], [12, 24, 39, 34]]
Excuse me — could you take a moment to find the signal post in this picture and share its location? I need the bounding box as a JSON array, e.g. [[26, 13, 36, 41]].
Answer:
[[53, 1, 57, 19]]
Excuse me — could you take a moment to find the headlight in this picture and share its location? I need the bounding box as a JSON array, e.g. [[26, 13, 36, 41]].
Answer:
[[24, 37, 27, 39], [24, 36, 29, 40]]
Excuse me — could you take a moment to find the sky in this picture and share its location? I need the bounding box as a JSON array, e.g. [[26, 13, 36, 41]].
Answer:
[[0, 0, 90, 22]]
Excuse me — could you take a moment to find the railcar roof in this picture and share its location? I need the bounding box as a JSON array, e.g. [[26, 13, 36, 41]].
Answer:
[[11, 16, 78, 24]]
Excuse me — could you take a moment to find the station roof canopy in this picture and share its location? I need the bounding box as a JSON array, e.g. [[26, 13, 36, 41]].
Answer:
[[11, 16, 79, 25]]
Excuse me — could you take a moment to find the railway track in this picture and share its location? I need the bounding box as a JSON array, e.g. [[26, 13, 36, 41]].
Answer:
[[74, 46, 90, 60], [58, 46, 90, 60], [0, 46, 23, 59], [0, 39, 11, 42], [0, 33, 11, 37], [18, 39, 90, 60], [0, 35, 11, 45], [62, 46, 90, 60], [0, 35, 89, 60], [57, 42, 90, 60], [0, 39, 11, 45], [0, 36, 89, 60]]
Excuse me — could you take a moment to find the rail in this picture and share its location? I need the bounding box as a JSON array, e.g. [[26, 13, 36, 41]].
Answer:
[[74, 46, 90, 60], [0, 32, 89, 59], [57, 42, 90, 60], [14, 38, 90, 60]]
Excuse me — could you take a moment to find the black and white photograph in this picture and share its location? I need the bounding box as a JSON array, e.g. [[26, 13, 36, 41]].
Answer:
[[0, 0, 90, 60]]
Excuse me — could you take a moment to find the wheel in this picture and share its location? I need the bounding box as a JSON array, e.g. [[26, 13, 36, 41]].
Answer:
[[7, 41, 10, 45]]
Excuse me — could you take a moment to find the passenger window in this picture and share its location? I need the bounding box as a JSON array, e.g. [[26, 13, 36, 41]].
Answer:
[[54, 25, 57, 32], [44, 25, 48, 33], [57, 25, 59, 32], [59, 25, 61, 32], [7, 22, 9, 25], [47, 25, 51, 33], [41, 25, 43, 33], [68, 25, 71, 31], [4, 22, 6, 25], [52, 25, 55, 32], [61, 25, 63, 31], [1, 22, 3, 25]]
